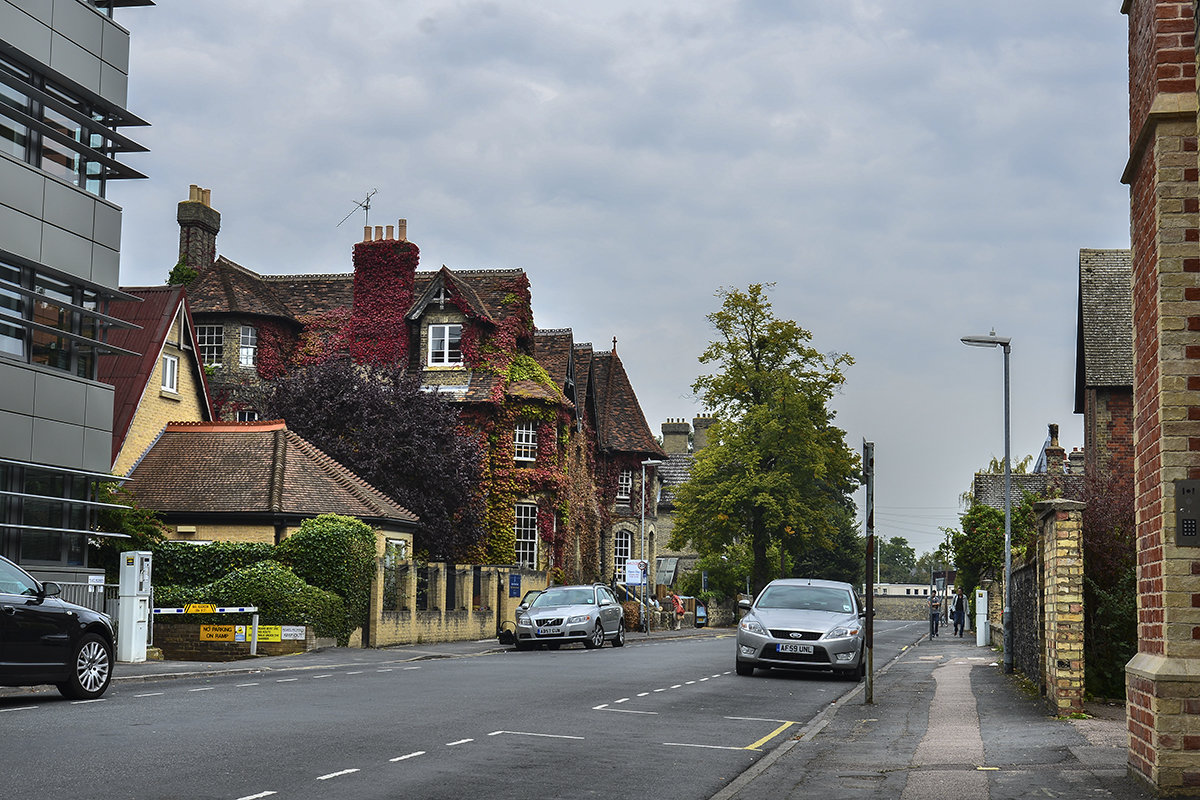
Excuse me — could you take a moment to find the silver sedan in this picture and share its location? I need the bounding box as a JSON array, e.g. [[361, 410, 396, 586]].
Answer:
[[735, 578, 865, 680], [514, 584, 626, 650]]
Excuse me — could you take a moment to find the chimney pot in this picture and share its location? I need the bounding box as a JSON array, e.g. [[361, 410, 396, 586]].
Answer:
[[398, 219, 407, 241], [363, 225, 372, 242], [386, 225, 394, 240], [375, 225, 384, 241]]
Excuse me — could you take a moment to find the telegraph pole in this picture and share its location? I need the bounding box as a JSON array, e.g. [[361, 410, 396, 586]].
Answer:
[[863, 439, 875, 704]]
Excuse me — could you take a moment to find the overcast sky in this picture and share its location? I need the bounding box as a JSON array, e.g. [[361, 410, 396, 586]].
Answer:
[[108, 1, 1131, 558]]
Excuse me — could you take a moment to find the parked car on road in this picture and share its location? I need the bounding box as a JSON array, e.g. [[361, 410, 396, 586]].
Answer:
[[0, 554, 115, 699], [735, 578, 865, 680], [514, 584, 626, 650]]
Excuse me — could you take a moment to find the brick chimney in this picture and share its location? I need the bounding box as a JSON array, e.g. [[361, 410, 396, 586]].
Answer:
[[346, 218, 418, 365], [1068, 447, 1084, 476], [661, 419, 690, 455], [177, 184, 220, 271], [692, 414, 715, 451], [1044, 423, 1066, 475]]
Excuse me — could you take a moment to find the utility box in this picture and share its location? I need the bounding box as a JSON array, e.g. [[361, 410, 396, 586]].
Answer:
[[1176, 480, 1200, 547], [117, 551, 152, 663], [975, 589, 989, 647]]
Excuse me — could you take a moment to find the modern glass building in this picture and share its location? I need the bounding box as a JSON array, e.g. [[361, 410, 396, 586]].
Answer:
[[0, 0, 150, 580]]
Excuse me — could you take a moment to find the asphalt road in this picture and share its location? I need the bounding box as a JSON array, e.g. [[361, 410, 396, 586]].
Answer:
[[1, 620, 926, 799]]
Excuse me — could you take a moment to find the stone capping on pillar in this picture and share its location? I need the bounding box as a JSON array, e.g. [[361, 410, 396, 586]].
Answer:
[[1034, 498, 1086, 717]]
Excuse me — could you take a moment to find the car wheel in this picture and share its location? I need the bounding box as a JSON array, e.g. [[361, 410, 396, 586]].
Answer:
[[584, 623, 605, 649], [735, 659, 755, 676], [57, 633, 112, 700], [611, 620, 625, 648]]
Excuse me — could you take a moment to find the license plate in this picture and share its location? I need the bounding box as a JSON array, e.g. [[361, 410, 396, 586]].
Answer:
[[778, 642, 813, 654], [537, 627, 562, 636]]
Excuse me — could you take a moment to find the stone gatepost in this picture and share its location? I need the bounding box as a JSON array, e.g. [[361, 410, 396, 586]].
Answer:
[[1122, 0, 1200, 793], [1035, 499, 1086, 716]]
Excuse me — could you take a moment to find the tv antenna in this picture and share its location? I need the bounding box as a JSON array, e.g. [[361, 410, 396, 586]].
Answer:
[[337, 188, 378, 228]]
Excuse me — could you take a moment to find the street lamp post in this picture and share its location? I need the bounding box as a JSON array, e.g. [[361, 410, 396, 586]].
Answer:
[[640, 459, 664, 636], [961, 330, 1013, 674]]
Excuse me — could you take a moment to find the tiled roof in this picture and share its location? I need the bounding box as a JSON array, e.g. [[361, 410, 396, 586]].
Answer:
[[534, 329, 574, 391], [573, 343, 594, 412], [1074, 249, 1132, 412], [657, 452, 694, 508], [188, 257, 298, 321], [97, 286, 213, 464], [125, 420, 418, 527], [971, 472, 1083, 510], [590, 349, 665, 458]]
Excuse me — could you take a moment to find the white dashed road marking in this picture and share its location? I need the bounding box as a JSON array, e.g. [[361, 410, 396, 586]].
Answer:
[[389, 751, 425, 762], [447, 738, 473, 746], [317, 768, 359, 781]]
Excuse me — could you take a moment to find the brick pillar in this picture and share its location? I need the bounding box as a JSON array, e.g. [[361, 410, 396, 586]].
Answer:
[[177, 184, 220, 272], [1036, 499, 1086, 716], [1123, 0, 1200, 793]]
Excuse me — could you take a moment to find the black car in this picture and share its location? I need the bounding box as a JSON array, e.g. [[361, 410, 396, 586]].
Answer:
[[0, 554, 115, 699]]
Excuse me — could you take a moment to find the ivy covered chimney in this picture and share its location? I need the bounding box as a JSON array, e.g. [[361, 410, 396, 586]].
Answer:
[[345, 219, 418, 365], [177, 184, 220, 272]]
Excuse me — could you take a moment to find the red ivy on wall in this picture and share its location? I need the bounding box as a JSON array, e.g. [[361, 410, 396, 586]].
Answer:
[[254, 320, 294, 381], [293, 307, 352, 366], [344, 239, 417, 366]]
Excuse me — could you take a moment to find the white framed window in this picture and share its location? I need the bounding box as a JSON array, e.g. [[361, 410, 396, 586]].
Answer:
[[514, 420, 537, 462], [614, 529, 631, 581], [236, 409, 260, 422], [239, 325, 257, 368], [514, 503, 538, 569], [160, 354, 179, 392], [196, 325, 223, 366], [616, 469, 633, 501], [428, 323, 462, 366]]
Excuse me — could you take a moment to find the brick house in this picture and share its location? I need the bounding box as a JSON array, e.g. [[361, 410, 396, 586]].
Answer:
[[97, 285, 213, 476], [123, 420, 418, 558], [1073, 248, 1134, 480], [169, 187, 663, 578]]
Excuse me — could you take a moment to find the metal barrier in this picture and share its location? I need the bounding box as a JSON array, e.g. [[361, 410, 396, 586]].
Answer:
[[153, 605, 261, 655], [55, 581, 119, 617]]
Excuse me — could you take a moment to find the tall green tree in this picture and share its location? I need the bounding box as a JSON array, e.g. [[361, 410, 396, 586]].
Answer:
[[669, 284, 860, 595], [878, 536, 917, 583]]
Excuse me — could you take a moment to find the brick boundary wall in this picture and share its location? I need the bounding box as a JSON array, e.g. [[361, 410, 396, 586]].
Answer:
[[151, 623, 322, 661], [1123, 0, 1200, 792], [1037, 500, 1086, 716]]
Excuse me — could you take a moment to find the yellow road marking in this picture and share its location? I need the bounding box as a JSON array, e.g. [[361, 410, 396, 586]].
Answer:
[[744, 720, 797, 751]]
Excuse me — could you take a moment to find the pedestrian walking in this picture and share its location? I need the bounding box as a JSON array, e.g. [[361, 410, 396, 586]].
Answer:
[[950, 587, 967, 637], [929, 594, 941, 638], [670, 592, 685, 630]]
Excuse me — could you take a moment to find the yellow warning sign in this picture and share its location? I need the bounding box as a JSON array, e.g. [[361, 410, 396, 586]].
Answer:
[[200, 625, 235, 641], [256, 625, 282, 643], [185, 603, 217, 614]]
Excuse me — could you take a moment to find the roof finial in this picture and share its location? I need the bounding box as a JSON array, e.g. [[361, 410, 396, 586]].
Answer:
[[612, 336, 617, 353]]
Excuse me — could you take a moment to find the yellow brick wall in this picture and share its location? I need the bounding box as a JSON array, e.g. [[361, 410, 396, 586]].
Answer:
[[114, 311, 209, 475], [167, 523, 276, 544]]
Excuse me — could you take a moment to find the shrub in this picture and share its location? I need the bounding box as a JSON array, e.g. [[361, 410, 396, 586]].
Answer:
[[275, 514, 376, 637], [155, 561, 348, 642], [152, 540, 275, 586]]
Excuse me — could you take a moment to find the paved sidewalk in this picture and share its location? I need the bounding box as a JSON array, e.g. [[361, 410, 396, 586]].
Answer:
[[714, 634, 1149, 800]]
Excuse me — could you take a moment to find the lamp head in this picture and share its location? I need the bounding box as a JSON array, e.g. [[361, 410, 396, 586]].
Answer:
[[961, 329, 1011, 348], [641, 459, 664, 467]]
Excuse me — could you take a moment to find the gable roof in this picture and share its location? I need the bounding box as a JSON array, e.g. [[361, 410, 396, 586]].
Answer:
[[1074, 249, 1133, 413], [188, 256, 301, 321], [124, 420, 418, 528], [534, 328, 576, 399], [589, 348, 665, 457], [657, 452, 694, 508], [97, 286, 213, 464]]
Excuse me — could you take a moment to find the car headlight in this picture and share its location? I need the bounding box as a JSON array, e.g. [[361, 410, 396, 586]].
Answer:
[[517, 614, 530, 625], [823, 626, 860, 640], [739, 616, 767, 636], [567, 614, 591, 624]]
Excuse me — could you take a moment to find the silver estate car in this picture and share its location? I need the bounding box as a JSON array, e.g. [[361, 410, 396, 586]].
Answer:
[[514, 584, 626, 650], [735, 578, 865, 680]]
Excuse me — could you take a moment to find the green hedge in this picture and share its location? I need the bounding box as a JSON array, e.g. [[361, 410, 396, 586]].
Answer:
[[275, 515, 376, 637], [152, 540, 275, 586], [155, 561, 349, 642]]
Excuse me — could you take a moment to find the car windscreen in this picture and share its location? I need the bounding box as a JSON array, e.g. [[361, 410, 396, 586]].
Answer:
[[532, 588, 596, 607], [757, 585, 853, 614]]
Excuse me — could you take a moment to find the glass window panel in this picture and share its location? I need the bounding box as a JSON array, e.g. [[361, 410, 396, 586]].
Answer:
[[428, 324, 462, 365], [0, 83, 31, 160], [514, 503, 538, 569], [239, 325, 257, 368], [20, 530, 61, 562], [514, 421, 537, 461], [196, 325, 223, 365]]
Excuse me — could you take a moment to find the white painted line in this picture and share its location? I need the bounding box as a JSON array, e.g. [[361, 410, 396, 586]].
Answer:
[[670, 684, 682, 689], [699, 678, 710, 682], [71, 698, 106, 704], [614, 698, 629, 704], [637, 692, 650, 697], [390, 751, 425, 762], [726, 716, 791, 724], [346, 671, 363, 675], [236, 792, 277, 800], [489, 730, 585, 740], [277, 678, 298, 683], [712, 674, 722, 678], [188, 687, 214, 693], [317, 768, 360, 781], [653, 688, 666, 693], [596, 707, 658, 715], [664, 742, 746, 751], [377, 669, 393, 673], [237, 682, 259, 687], [314, 674, 333, 679], [0, 706, 37, 713], [135, 692, 164, 698], [403, 666, 421, 671], [447, 739, 473, 746], [685, 681, 696, 685], [593, 704, 609, 710]]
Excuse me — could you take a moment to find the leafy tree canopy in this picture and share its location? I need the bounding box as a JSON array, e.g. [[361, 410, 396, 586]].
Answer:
[[878, 536, 917, 584], [669, 284, 861, 595], [945, 490, 1041, 594], [263, 357, 484, 561]]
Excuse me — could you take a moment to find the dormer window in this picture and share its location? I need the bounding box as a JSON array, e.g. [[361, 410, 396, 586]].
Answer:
[[616, 469, 633, 501], [514, 421, 537, 462], [429, 323, 462, 366]]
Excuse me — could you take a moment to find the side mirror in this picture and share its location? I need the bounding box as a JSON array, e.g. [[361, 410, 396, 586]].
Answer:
[[738, 598, 752, 611], [39, 581, 62, 599]]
